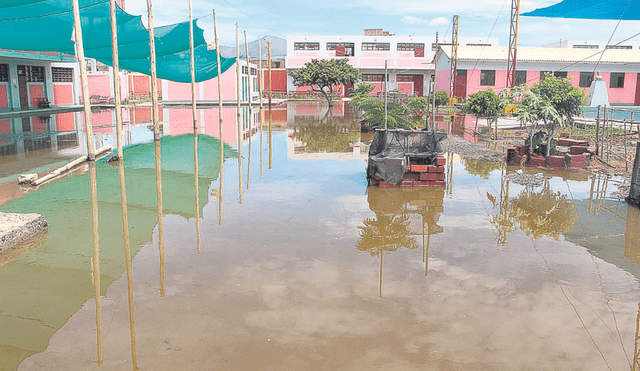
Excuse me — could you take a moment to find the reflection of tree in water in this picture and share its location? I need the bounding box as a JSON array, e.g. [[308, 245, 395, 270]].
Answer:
[[290, 120, 360, 153], [488, 177, 577, 244], [463, 158, 504, 180], [358, 187, 444, 296]]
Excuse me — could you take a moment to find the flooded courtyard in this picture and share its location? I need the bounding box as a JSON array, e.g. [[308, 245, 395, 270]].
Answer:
[[1, 101, 640, 370]]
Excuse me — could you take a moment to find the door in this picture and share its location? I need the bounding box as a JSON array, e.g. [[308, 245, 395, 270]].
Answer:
[[453, 69, 467, 99], [17, 66, 28, 109], [413, 75, 424, 97]]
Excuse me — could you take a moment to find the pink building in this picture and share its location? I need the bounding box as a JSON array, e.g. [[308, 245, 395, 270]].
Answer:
[[286, 32, 498, 98], [434, 45, 640, 105]]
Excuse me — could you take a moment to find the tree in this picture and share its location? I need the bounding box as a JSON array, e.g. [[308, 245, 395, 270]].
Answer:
[[289, 58, 361, 106], [430, 90, 449, 108], [531, 74, 586, 126], [462, 88, 502, 132]]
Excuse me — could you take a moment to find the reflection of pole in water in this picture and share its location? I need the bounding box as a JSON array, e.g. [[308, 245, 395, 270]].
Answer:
[[117, 160, 138, 370], [268, 41, 273, 170], [260, 109, 264, 178], [213, 9, 224, 227], [193, 131, 201, 254], [245, 31, 252, 190], [236, 23, 243, 204], [633, 207, 640, 371], [154, 139, 165, 297], [88, 162, 103, 365], [190, 0, 200, 254]]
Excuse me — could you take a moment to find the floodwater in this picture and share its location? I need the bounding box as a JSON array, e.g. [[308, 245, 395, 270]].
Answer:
[[1, 101, 639, 371]]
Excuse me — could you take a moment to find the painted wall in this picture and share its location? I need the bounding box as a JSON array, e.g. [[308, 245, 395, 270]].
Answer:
[[87, 74, 111, 100], [0, 84, 9, 109]]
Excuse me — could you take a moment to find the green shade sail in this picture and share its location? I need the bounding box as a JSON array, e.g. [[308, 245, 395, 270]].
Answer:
[[0, 0, 236, 82]]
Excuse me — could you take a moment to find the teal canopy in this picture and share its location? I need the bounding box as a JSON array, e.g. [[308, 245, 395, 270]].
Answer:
[[522, 0, 640, 20], [0, 0, 236, 82]]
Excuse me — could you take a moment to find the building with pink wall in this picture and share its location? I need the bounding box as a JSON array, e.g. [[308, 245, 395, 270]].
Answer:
[[286, 32, 498, 97], [434, 45, 640, 105]]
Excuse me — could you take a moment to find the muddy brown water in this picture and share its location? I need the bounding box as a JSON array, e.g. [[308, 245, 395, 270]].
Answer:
[[0, 102, 639, 371]]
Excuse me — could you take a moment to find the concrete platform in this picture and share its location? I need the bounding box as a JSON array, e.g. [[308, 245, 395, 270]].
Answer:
[[0, 212, 48, 253]]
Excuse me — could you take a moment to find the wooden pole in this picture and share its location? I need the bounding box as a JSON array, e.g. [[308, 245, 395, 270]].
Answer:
[[72, 0, 96, 160], [117, 160, 138, 371], [384, 60, 388, 130], [189, 0, 201, 253], [268, 41, 272, 108], [258, 37, 263, 108], [596, 105, 600, 156], [146, 0, 160, 140], [626, 119, 629, 172], [236, 23, 243, 203], [214, 10, 224, 224], [109, 0, 124, 160], [245, 31, 252, 190], [88, 162, 102, 366]]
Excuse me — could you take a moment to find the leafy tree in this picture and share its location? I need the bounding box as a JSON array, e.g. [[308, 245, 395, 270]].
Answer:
[[462, 88, 502, 131], [516, 88, 563, 157], [290, 58, 361, 106], [531, 74, 586, 126], [356, 97, 413, 129], [430, 90, 449, 108]]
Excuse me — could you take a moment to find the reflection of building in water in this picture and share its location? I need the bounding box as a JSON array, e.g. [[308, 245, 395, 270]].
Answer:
[[625, 205, 640, 264], [358, 187, 445, 296]]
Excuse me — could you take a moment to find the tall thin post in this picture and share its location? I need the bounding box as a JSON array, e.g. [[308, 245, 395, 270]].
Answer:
[[384, 60, 388, 130], [190, 0, 200, 253], [626, 119, 629, 172], [117, 160, 138, 371], [596, 105, 600, 156], [88, 162, 102, 365], [236, 23, 243, 203], [146, 0, 160, 140], [245, 31, 252, 189], [430, 74, 435, 130], [258, 37, 263, 108], [109, 0, 124, 159], [268, 41, 272, 108], [214, 10, 224, 221], [72, 0, 95, 160]]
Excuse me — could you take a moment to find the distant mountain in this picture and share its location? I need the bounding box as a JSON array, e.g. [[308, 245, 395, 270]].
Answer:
[[214, 36, 286, 60]]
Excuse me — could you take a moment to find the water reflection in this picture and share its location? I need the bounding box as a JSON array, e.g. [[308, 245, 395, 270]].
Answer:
[[88, 162, 103, 366], [358, 187, 444, 296]]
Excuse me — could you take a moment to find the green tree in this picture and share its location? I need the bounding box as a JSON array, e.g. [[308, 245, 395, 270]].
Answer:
[[290, 58, 361, 106], [430, 90, 449, 108], [462, 88, 502, 132], [531, 74, 586, 126]]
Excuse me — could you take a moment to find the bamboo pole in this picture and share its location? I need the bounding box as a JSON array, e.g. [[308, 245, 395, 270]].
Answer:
[[146, 0, 160, 140], [236, 23, 243, 203], [117, 160, 138, 371], [154, 139, 165, 297], [626, 119, 629, 172], [268, 41, 272, 108], [189, 0, 200, 254], [109, 0, 124, 160], [88, 162, 102, 366], [72, 0, 96, 160], [258, 37, 263, 108], [384, 60, 388, 130], [30, 146, 112, 187], [245, 31, 252, 190], [596, 105, 600, 156], [214, 10, 224, 226]]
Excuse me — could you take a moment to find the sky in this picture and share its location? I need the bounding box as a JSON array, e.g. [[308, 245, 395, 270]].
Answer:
[[124, 0, 640, 48]]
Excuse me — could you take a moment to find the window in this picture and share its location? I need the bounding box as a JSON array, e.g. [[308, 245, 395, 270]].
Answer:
[[327, 42, 355, 56], [573, 44, 599, 49], [457, 69, 467, 76], [466, 43, 492, 47], [242, 65, 249, 75], [515, 71, 527, 85], [362, 42, 390, 51], [480, 70, 495, 86], [397, 75, 413, 82], [294, 42, 319, 50], [606, 45, 632, 50], [362, 74, 387, 82], [0, 64, 8, 82], [52, 67, 73, 82], [610, 72, 625, 88], [397, 43, 425, 51], [540, 71, 552, 81], [17, 65, 44, 82], [554, 71, 568, 78], [250, 67, 257, 76], [579, 72, 594, 87]]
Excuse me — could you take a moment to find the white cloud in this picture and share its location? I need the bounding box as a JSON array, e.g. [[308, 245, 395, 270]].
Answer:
[[429, 16, 450, 27]]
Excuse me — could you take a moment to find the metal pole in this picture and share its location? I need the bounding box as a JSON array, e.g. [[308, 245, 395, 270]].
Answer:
[[72, 0, 95, 160], [146, 0, 160, 140], [384, 60, 388, 130], [109, 0, 123, 160]]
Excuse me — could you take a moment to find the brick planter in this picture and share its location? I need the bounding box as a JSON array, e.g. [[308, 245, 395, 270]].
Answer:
[[547, 155, 566, 168]]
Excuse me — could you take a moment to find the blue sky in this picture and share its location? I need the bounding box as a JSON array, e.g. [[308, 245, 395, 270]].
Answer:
[[125, 0, 640, 48]]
